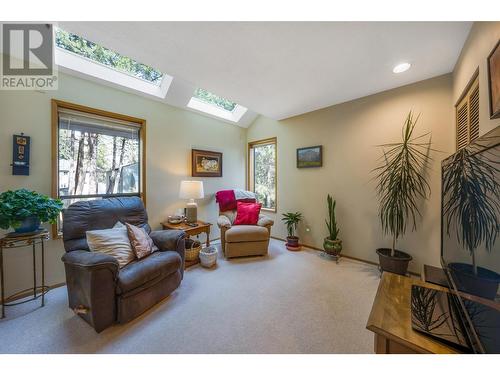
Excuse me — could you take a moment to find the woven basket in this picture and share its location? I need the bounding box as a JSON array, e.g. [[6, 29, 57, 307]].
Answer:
[[199, 246, 218, 268], [185, 238, 202, 261]]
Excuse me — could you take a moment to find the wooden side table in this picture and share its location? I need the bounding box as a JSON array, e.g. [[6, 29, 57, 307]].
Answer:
[[366, 272, 460, 354], [0, 230, 50, 319], [160, 220, 212, 269]]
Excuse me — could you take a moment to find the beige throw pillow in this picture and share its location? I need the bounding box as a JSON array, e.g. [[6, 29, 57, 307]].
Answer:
[[125, 222, 158, 259], [86, 222, 135, 268]]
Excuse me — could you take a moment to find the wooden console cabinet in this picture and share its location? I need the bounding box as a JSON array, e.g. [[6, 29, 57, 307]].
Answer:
[[366, 272, 460, 354]]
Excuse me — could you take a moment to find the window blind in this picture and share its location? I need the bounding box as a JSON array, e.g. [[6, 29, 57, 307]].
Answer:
[[58, 108, 140, 139]]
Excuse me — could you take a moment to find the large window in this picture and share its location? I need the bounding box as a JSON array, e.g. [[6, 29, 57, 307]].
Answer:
[[194, 88, 237, 112], [187, 88, 248, 123], [52, 100, 146, 234], [55, 28, 164, 85], [248, 138, 277, 211]]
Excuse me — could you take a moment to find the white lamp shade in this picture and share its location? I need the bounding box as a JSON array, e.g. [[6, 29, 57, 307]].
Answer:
[[179, 180, 204, 199]]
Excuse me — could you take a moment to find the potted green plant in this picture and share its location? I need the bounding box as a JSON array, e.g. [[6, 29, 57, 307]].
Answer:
[[0, 189, 63, 233], [281, 212, 303, 250], [323, 194, 342, 260], [442, 146, 500, 299], [373, 111, 433, 275]]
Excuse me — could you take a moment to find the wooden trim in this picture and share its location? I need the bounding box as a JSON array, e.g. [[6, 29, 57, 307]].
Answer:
[[270, 236, 421, 277], [247, 137, 278, 212], [51, 99, 147, 237]]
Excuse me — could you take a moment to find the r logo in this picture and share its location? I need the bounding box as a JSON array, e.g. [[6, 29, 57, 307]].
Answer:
[[2, 24, 53, 76]]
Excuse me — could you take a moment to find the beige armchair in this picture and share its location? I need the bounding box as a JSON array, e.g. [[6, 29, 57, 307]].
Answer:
[[217, 210, 274, 258]]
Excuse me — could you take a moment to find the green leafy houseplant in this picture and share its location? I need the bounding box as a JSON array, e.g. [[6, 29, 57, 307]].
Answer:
[[372, 111, 433, 275], [281, 212, 302, 250], [0, 189, 63, 231], [323, 194, 342, 258]]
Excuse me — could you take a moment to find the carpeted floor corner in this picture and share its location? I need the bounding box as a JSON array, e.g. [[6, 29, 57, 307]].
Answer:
[[0, 239, 381, 353]]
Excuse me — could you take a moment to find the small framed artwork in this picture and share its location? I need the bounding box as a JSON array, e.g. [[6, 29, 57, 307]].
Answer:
[[192, 149, 223, 177], [487, 39, 500, 119], [297, 145, 322, 168]]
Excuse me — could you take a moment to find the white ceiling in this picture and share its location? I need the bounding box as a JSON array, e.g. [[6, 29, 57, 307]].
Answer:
[[59, 22, 472, 121]]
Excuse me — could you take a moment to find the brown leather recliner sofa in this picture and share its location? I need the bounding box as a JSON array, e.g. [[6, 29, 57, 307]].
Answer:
[[61, 197, 185, 332]]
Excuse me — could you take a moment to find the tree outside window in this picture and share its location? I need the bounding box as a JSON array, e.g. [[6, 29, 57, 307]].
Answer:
[[249, 139, 276, 210]]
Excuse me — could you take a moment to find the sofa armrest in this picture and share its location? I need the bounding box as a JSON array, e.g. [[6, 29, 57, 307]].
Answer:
[[62, 250, 119, 271], [149, 230, 186, 278], [61, 250, 119, 333], [217, 215, 232, 229], [257, 214, 274, 228]]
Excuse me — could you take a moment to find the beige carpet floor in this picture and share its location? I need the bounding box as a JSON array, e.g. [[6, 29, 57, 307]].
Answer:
[[0, 239, 381, 353]]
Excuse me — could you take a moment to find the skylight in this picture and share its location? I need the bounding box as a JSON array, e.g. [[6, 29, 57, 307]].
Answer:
[[188, 88, 247, 123], [193, 88, 237, 112], [55, 28, 164, 85]]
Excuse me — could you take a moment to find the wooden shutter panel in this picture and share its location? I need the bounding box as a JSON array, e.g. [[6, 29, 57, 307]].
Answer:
[[456, 101, 469, 150], [455, 74, 479, 151], [469, 84, 480, 143]]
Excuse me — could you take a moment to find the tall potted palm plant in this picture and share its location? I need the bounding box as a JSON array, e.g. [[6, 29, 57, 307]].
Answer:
[[373, 111, 433, 275]]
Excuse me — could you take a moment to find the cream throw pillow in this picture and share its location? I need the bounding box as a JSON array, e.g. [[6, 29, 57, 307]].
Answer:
[[86, 222, 135, 268]]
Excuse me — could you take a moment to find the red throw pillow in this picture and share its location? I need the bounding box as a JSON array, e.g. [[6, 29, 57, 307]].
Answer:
[[233, 201, 262, 225]]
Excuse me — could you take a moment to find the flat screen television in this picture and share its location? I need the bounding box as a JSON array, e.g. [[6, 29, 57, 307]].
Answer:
[[440, 125, 500, 353]]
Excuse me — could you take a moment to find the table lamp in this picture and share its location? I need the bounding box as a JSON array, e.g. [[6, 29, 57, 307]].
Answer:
[[179, 180, 204, 224]]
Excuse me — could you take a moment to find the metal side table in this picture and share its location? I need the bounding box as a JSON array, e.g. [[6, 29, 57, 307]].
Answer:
[[0, 230, 50, 318]]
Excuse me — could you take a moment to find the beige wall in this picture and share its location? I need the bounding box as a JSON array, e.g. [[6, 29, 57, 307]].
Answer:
[[247, 74, 454, 273], [453, 21, 500, 136], [0, 72, 246, 296]]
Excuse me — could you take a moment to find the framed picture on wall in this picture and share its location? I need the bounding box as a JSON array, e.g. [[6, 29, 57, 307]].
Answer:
[[297, 145, 322, 168], [191, 149, 223, 177], [487, 39, 500, 119]]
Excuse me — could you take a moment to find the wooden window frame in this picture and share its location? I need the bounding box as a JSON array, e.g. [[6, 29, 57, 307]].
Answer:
[[51, 99, 147, 237], [247, 137, 277, 213], [455, 70, 480, 151]]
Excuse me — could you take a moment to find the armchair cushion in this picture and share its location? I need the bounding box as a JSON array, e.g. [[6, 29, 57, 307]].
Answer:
[[116, 251, 181, 295], [225, 225, 269, 242]]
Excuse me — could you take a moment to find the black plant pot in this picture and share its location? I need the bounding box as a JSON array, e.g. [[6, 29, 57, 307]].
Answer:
[[376, 248, 412, 276], [448, 262, 500, 300]]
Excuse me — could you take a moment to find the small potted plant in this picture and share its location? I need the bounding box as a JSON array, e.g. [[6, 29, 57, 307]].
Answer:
[[281, 212, 303, 251], [0, 189, 63, 233], [323, 194, 342, 260], [373, 111, 433, 275]]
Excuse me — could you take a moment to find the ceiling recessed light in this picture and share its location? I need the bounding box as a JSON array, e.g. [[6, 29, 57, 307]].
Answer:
[[393, 62, 411, 74]]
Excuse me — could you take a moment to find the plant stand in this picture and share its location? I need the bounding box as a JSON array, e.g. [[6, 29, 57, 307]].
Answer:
[[0, 230, 50, 319]]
